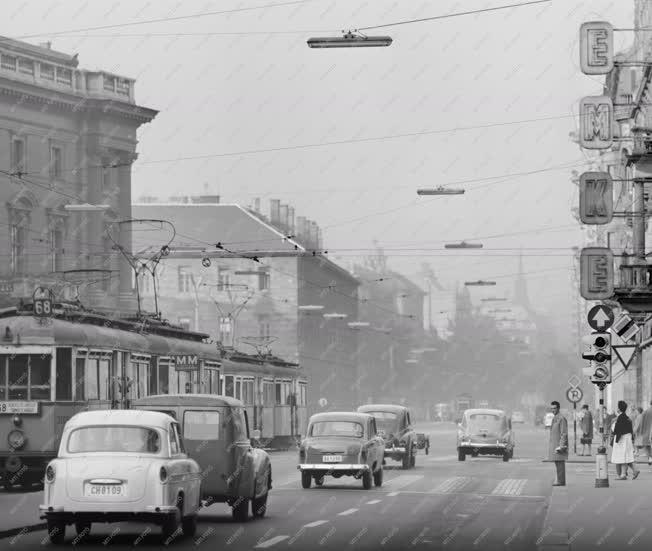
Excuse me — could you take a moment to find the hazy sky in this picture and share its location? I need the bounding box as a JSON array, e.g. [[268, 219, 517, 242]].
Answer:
[[5, 0, 637, 346]]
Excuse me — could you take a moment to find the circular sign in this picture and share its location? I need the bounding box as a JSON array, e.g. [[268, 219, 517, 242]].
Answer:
[[566, 386, 583, 403], [318, 398, 328, 407], [587, 305, 614, 331]]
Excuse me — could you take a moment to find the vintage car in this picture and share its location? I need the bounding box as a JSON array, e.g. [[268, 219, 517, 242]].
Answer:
[[298, 412, 384, 489], [132, 394, 271, 522], [457, 408, 515, 462], [39, 410, 202, 544], [357, 404, 417, 469], [415, 433, 430, 454]]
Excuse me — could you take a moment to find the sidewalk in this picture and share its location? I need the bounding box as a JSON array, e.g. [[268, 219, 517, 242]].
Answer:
[[537, 462, 652, 551]]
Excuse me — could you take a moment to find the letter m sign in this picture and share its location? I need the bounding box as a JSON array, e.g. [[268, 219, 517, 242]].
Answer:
[[173, 354, 199, 372], [579, 172, 613, 224], [580, 96, 613, 149]]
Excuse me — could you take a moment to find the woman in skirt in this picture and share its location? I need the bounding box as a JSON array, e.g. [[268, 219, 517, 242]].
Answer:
[[611, 400, 640, 480]]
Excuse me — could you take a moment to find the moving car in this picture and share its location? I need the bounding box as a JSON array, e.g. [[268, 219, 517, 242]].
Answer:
[[132, 394, 272, 522], [511, 411, 525, 424], [39, 410, 201, 544], [298, 412, 384, 489], [357, 404, 417, 469], [457, 408, 515, 462]]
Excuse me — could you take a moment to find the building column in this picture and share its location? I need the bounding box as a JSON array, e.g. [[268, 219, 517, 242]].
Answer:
[[117, 153, 137, 313], [84, 151, 106, 308]]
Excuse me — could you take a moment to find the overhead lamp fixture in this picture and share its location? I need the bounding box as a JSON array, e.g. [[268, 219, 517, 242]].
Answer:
[[323, 312, 347, 319], [444, 241, 483, 249], [347, 321, 370, 328], [298, 305, 324, 311], [308, 30, 392, 48], [63, 203, 110, 212], [465, 280, 496, 286], [417, 187, 465, 196]]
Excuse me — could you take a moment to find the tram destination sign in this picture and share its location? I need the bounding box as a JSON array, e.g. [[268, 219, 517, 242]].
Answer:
[[172, 354, 199, 372], [0, 401, 39, 414]]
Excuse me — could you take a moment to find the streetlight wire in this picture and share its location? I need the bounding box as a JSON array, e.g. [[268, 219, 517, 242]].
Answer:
[[355, 0, 552, 32]]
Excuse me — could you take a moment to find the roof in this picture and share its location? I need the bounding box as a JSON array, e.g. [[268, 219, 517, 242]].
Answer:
[[132, 393, 244, 408], [66, 409, 175, 429], [357, 404, 407, 414], [308, 411, 372, 423], [463, 408, 506, 417]]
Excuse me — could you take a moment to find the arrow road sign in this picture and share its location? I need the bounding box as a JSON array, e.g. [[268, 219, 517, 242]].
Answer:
[[613, 345, 637, 370], [566, 386, 584, 403], [587, 304, 614, 331], [611, 313, 640, 342]]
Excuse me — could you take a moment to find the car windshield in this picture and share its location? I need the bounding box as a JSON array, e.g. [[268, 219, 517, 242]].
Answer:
[[366, 412, 398, 434], [310, 421, 364, 438], [467, 414, 503, 431], [68, 426, 162, 454]]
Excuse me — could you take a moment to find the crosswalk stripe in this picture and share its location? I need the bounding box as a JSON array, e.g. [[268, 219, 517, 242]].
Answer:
[[491, 479, 528, 496], [337, 508, 358, 516], [384, 474, 424, 490], [304, 520, 329, 528], [255, 535, 290, 548], [430, 476, 471, 494], [366, 500, 381, 504]]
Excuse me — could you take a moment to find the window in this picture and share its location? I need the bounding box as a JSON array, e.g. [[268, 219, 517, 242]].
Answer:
[[30, 355, 51, 400], [11, 138, 26, 174], [258, 315, 271, 340], [130, 356, 149, 399], [169, 423, 184, 454], [275, 380, 291, 405], [80, 352, 112, 401], [0, 359, 5, 400], [102, 166, 110, 189], [68, 426, 161, 454], [217, 267, 230, 291], [10, 223, 26, 274], [50, 226, 64, 273], [104, 75, 115, 91], [1, 54, 16, 70], [56, 67, 72, 86], [242, 378, 254, 404], [158, 358, 170, 394], [40, 63, 55, 80], [263, 381, 274, 406], [232, 408, 248, 441], [310, 421, 363, 438], [7, 355, 28, 400], [184, 410, 221, 440], [18, 58, 34, 75], [366, 411, 398, 434], [116, 78, 130, 96], [50, 146, 62, 178], [75, 356, 85, 400], [204, 365, 220, 394], [258, 268, 270, 290], [4, 354, 52, 400], [224, 375, 234, 397], [177, 266, 192, 293], [298, 382, 307, 406]]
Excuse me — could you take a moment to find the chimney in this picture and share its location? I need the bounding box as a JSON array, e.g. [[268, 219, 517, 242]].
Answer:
[[317, 226, 323, 249], [279, 204, 289, 233], [270, 199, 281, 224], [191, 195, 220, 204], [309, 222, 319, 248], [254, 197, 261, 213], [288, 206, 295, 236]]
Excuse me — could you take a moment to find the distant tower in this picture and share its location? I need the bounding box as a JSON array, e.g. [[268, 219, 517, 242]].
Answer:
[[514, 250, 531, 309]]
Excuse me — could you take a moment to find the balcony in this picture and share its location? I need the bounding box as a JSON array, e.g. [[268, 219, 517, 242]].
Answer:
[[613, 263, 652, 312], [627, 128, 652, 164]]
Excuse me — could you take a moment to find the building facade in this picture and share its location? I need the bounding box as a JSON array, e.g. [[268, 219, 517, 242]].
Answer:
[[0, 37, 157, 311]]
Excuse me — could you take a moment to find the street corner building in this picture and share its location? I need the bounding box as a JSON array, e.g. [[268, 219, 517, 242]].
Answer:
[[0, 36, 157, 312]]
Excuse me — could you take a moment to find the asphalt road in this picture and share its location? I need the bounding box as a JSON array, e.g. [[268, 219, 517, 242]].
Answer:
[[5, 422, 555, 550]]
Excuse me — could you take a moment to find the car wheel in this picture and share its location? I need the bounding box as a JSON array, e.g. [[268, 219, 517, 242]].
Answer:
[[373, 467, 383, 487], [410, 450, 416, 468], [471, 451, 479, 458], [252, 492, 268, 518], [161, 503, 182, 542], [74, 522, 91, 538], [362, 470, 372, 490], [458, 450, 466, 462], [232, 497, 250, 522], [314, 476, 324, 486], [502, 451, 510, 462], [47, 520, 66, 545], [301, 471, 312, 489], [402, 451, 411, 470], [182, 505, 198, 538]]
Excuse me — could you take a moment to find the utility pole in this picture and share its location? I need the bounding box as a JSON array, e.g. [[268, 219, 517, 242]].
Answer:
[[633, 176, 647, 406]]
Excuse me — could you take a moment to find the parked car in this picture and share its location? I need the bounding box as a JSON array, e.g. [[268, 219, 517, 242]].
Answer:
[[457, 408, 515, 462], [357, 404, 417, 469], [39, 410, 202, 544], [132, 394, 272, 522], [511, 411, 525, 424], [298, 412, 384, 489]]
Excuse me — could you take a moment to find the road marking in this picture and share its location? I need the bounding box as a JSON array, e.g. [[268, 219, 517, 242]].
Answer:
[[387, 491, 400, 496], [255, 535, 290, 548], [384, 474, 423, 491], [491, 479, 528, 496], [337, 508, 359, 516], [304, 520, 329, 528], [366, 499, 382, 504], [430, 476, 470, 494]]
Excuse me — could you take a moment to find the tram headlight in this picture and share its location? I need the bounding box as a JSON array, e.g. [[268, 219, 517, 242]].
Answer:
[[7, 429, 26, 450], [12, 415, 21, 427]]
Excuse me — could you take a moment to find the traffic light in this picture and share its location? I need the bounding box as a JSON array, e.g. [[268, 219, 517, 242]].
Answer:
[[582, 332, 612, 384]]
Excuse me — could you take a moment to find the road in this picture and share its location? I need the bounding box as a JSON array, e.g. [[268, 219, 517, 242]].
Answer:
[[5, 422, 554, 550]]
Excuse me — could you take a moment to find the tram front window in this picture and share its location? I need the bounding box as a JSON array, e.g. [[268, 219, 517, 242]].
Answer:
[[8, 355, 28, 400], [4, 354, 51, 400]]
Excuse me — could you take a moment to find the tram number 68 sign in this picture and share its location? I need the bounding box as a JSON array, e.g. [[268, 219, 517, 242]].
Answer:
[[33, 287, 53, 318], [566, 386, 583, 404]]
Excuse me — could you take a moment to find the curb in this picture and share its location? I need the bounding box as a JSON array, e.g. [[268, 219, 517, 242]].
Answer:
[[536, 486, 569, 551], [0, 522, 46, 540]]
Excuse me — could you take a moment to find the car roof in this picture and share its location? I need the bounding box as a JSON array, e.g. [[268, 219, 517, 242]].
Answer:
[[131, 393, 244, 408], [309, 411, 372, 423], [357, 404, 407, 414], [464, 408, 506, 417], [66, 409, 175, 429]]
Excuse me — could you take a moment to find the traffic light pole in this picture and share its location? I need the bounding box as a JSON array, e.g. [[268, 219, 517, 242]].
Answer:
[[597, 382, 607, 449], [633, 179, 646, 406]]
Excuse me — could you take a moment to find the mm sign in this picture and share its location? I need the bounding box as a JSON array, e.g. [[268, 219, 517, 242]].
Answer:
[[579, 21, 614, 75], [579, 172, 613, 224], [579, 96, 613, 150], [172, 354, 199, 372], [580, 247, 614, 300]]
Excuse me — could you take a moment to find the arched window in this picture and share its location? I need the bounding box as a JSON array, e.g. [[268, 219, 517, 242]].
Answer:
[[7, 198, 33, 275], [47, 209, 67, 273]]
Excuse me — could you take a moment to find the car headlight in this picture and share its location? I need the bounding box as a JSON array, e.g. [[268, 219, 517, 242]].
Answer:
[[46, 464, 56, 483], [8, 429, 26, 450]]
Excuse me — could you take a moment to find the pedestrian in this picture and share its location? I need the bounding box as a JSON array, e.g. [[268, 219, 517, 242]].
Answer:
[[611, 400, 640, 480], [633, 406, 644, 457], [547, 400, 568, 486], [579, 404, 593, 456], [635, 401, 652, 466]]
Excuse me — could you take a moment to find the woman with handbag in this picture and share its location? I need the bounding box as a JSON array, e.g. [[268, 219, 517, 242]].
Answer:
[[611, 400, 640, 480], [579, 404, 593, 456]]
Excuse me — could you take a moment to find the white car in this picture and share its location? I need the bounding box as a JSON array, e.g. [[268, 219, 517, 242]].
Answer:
[[39, 410, 202, 545]]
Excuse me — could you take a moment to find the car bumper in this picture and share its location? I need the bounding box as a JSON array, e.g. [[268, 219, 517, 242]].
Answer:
[[39, 505, 179, 524], [298, 464, 369, 471], [459, 443, 510, 453]]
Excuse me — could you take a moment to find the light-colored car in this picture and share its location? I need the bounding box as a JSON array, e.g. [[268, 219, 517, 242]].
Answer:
[[39, 410, 202, 545], [298, 412, 384, 489], [511, 411, 525, 424], [457, 408, 515, 462]]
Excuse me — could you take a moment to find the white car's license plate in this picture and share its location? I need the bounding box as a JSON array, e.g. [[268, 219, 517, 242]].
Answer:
[[322, 455, 342, 463], [85, 484, 126, 497]]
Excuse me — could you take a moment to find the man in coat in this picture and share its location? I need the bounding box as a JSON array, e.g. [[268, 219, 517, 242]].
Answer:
[[579, 404, 593, 456], [637, 401, 652, 466], [548, 401, 568, 486]]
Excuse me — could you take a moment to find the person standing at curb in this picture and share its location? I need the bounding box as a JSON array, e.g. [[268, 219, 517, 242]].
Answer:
[[633, 406, 644, 457], [548, 401, 568, 486], [579, 404, 593, 456], [636, 401, 652, 467], [611, 400, 640, 481]]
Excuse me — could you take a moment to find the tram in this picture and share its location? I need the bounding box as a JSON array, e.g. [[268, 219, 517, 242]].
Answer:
[[0, 302, 306, 490]]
